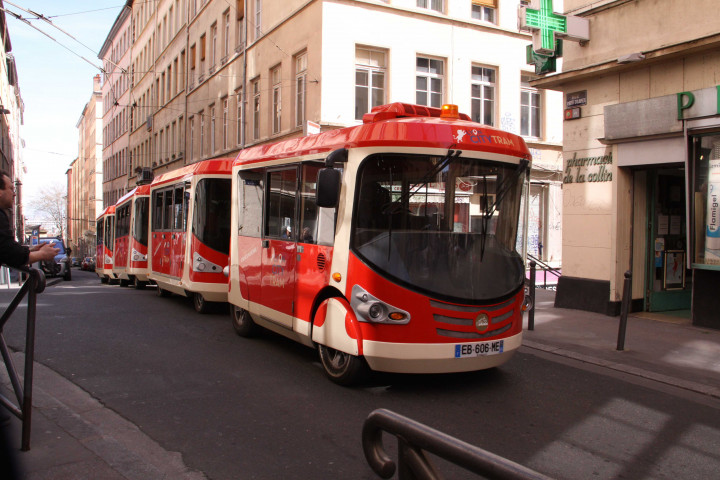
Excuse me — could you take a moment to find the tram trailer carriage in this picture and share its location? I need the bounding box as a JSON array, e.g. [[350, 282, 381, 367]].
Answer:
[[228, 103, 533, 385], [148, 158, 233, 313], [112, 185, 151, 289], [96, 205, 116, 284]]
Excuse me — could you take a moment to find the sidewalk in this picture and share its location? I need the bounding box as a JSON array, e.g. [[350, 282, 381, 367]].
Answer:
[[1, 288, 719, 479], [524, 288, 720, 399]]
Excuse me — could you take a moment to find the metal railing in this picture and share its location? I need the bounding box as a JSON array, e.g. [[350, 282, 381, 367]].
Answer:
[[0, 266, 45, 451], [526, 254, 561, 291], [363, 409, 553, 480]]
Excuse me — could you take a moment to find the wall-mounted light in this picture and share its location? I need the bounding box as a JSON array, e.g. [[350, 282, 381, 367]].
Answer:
[[617, 53, 645, 64]]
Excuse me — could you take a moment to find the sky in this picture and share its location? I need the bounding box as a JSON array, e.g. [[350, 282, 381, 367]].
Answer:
[[5, 1, 124, 222]]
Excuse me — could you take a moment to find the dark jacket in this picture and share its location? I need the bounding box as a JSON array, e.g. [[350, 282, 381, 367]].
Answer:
[[0, 208, 29, 268]]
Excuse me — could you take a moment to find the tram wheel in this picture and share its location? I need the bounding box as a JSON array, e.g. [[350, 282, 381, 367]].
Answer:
[[193, 293, 210, 314], [133, 278, 147, 290], [100, 276, 109, 284], [156, 286, 171, 297], [317, 344, 367, 386], [231, 305, 256, 337], [119, 279, 130, 287]]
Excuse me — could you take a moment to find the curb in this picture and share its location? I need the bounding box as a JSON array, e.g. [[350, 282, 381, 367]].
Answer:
[[522, 340, 720, 400]]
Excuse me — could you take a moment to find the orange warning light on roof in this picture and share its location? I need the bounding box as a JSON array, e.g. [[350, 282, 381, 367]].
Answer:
[[440, 104, 460, 119]]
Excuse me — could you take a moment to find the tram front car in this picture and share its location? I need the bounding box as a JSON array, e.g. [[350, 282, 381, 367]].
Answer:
[[315, 104, 532, 378]]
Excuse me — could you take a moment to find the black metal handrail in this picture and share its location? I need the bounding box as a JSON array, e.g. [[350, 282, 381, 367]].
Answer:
[[363, 409, 553, 480], [527, 254, 561, 290], [0, 265, 45, 451]]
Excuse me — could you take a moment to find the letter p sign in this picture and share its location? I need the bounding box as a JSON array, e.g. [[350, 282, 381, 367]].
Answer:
[[677, 91, 695, 120]]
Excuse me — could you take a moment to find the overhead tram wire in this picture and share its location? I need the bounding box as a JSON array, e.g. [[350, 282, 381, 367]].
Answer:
[[4, 0, 127, 74]]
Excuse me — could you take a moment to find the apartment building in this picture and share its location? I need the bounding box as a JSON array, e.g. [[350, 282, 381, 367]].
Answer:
[[533, 0, 720, 328], [100, 3, 133, 205], [68, 75, 103, 257], [98, 0, 564, 265]]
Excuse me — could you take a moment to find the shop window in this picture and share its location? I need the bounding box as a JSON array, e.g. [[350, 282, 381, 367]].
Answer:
[[691, 133, 720, 266]]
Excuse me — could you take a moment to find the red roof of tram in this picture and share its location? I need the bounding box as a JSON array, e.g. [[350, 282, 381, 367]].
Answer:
[[234, 103, 530, 166]]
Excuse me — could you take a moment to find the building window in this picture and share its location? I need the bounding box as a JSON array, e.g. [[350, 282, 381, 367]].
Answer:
[[222, 97, 229, 150], [210, 23, 218, 69], [355, 47, 386, 121], [471, 0, 496, 24], [189, 116, 195, 161], [417, 0, 442, 13], [271, 66, 281, 134], [236, 89, 243, 145], [210, 104, 216, 152], [295, 53, 307, 128], [252, 78, 260, 140], [199, 34, 206, 75], [521, 75, 541, 138], [254, 0, 262, 40], [200, 110, 205, 156], [471, 65, 495, 126], [223, 10, 230, 61], [416, 56, 443, 108]]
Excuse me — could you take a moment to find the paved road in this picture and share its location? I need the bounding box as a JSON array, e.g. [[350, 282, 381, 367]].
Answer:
[[2, 269, 720, 479]]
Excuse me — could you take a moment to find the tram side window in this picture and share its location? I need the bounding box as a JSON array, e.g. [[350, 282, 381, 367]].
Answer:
[[299, 163, 337, 245], [105, 217, 115, 247], [193, 178, 231, 254], [238, 170, 263, 237], [163, 190, 174, 230], [266, 169, 297, 239], [173, 186, 184, 231], [97, 219, 104, 246], [152, 191, 164, 230], [116, 205, 128, 238], [133, 198, 149, 245]]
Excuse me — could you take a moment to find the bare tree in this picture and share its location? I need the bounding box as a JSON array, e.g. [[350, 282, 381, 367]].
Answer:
[[28, 182, 67, 239]]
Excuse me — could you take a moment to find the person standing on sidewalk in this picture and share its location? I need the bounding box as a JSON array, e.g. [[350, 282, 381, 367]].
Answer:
[[0, 170, 59, 479]]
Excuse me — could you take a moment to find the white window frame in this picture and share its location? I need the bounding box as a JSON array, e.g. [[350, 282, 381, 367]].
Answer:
[[295, 53, 307, 128], [355, 47, 386, 121], [521, 75, 542, 138], [271, 66, 281, 134], [471, 65, 496, 127], [471, 0, 496, 24], [416, 56, 444, 108], [417, 0, 443, 13]]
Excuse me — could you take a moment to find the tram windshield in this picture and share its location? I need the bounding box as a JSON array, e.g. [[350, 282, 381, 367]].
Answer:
[[193, 178, 232, 254], [352, 153, 528, 303]]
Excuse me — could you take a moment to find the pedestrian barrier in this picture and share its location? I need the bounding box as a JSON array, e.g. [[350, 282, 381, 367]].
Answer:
[[0, 266, 45, 451], [362, 409, 553, 480], [526, 254, 561, 291]]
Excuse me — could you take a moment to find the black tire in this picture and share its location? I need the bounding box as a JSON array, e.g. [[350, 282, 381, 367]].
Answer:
[[156, 286, 171, 297], [231, 305, 256, 337], [317, 344, 367, 386], [133, 277, 147, 290], [193, 292, 210, 313]]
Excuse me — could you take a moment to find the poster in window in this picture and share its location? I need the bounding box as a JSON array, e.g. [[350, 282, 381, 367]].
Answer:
[[663, 250, 685, 290]]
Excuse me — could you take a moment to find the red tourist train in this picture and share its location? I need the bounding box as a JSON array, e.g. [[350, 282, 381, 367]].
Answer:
[[147, 158, 233, 312], [95, 205, 115, 283], [227, 103, 532, 384], [95, 103, 531, 384], [112, 185, 151, 288]]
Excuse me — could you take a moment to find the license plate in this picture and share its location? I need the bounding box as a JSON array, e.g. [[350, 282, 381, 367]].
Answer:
[[454, 340, 504, 358]]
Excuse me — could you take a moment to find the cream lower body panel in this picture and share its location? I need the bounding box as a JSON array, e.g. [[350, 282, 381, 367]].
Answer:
[[150, 273, 228, 302], [362, 332, 522, 374]]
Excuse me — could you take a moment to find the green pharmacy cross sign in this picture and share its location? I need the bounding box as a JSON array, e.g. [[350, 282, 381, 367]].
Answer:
[[525, 0, 566, 54], [519, 0, 589, 57]]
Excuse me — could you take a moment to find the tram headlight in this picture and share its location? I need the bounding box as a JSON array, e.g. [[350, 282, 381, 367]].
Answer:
[[368, 303, 384, 319], [350, 285, 410, 325]]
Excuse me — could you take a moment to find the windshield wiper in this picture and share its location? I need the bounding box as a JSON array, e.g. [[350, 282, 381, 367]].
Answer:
[[479, 159, 529, 260]]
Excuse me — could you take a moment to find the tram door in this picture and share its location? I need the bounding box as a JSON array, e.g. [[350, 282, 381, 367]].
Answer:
[[645, 168, 691, 311], [261, 168, 298, 327]]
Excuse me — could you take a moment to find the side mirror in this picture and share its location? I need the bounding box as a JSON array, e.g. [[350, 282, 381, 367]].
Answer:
[[316, 168, 341, 208]]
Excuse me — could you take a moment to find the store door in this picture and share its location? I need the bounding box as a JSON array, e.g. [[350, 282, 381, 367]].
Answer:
[[645, 168, 692, 311]]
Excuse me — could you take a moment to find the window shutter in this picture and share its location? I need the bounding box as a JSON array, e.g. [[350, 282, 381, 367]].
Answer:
[[472, 0, 497, 7]]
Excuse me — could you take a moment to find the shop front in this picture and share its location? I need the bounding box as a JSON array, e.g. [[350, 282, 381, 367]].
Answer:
[[603, 85, 720, 328]]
